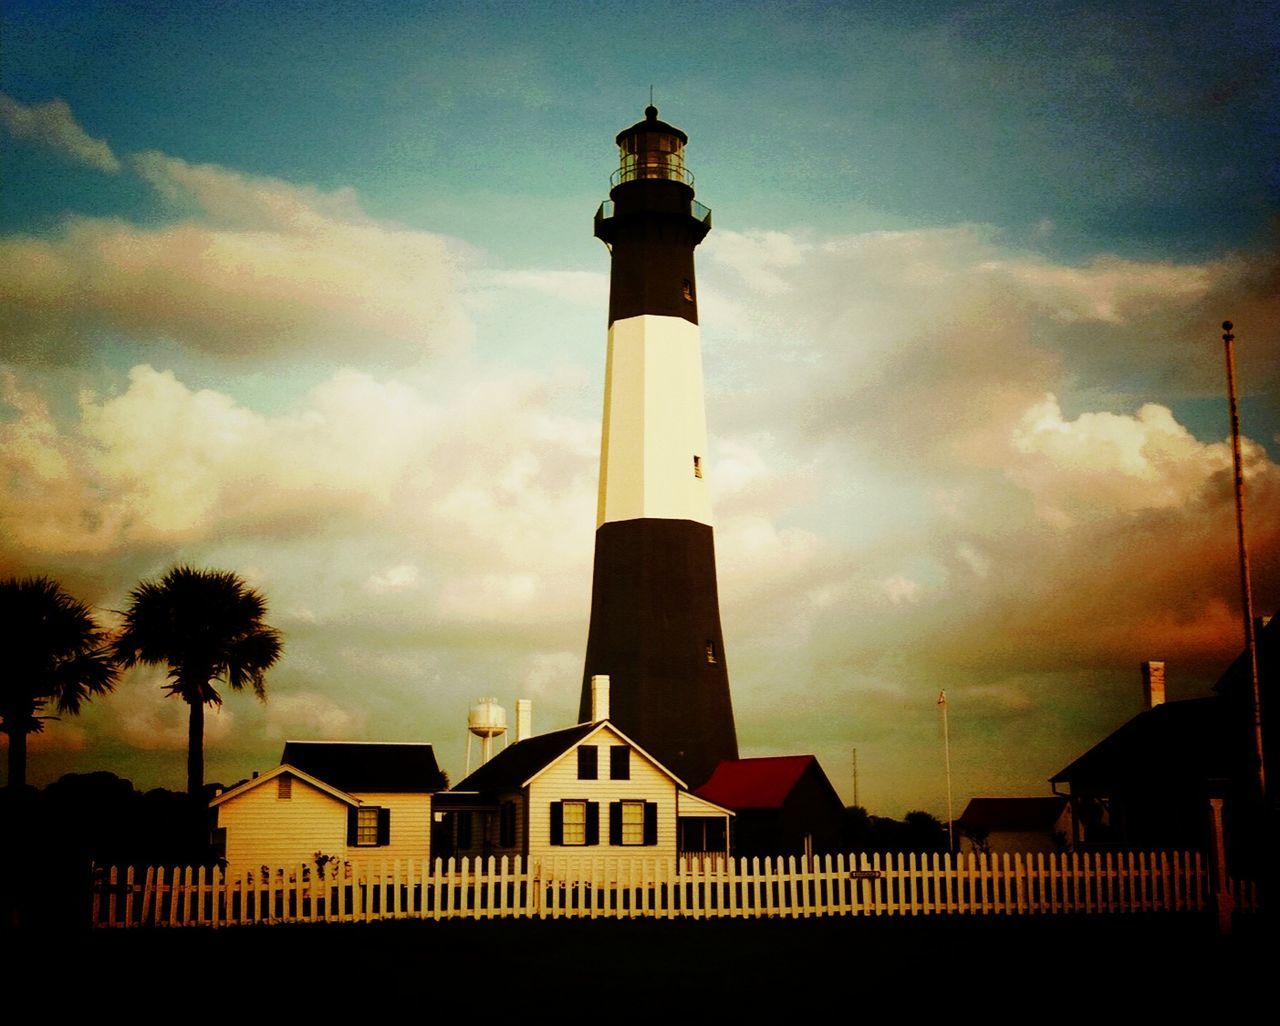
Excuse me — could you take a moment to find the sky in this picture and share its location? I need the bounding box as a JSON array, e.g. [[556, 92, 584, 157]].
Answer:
[[2, 0, 1278, 817]]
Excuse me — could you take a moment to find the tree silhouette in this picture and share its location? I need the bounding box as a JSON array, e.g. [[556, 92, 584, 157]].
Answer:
[[1, 576, 118, 789], [113, 566, 282, 799]]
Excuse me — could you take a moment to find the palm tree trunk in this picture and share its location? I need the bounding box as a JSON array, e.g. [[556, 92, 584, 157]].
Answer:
[[5, 729, 26, 790], [187, 698, 204, 800]]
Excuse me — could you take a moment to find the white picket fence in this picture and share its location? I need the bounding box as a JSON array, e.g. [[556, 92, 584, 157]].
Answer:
[[91, 849, 1258, 928]]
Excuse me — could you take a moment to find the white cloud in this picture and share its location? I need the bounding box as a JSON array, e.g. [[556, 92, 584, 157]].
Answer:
[[0, 153, 471, 363], [0, 93, 121, 173], [263, 692, 366, 740], [364, 564, 421, 594], [1009, 394, 1242, 523]]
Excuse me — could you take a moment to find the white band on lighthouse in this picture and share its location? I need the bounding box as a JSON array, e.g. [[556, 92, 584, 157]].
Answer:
[[597, 313, 713, 528]]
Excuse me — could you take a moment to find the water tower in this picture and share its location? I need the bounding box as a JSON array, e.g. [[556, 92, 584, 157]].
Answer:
[[465, 698, 507, 775]]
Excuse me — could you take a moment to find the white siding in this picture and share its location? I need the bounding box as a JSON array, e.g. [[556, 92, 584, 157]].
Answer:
[[347, 791, 432, 865], [526, 725, 677, 863], [217, 774, 348, 877]]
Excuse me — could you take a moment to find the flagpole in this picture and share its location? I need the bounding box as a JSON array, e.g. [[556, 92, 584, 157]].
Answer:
[[939, 690, 954, 852]]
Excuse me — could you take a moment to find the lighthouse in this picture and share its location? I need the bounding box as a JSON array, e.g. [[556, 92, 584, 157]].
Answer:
[[579, 105, 738, 788]]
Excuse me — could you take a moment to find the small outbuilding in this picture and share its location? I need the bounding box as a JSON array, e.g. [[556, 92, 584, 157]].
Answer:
[[694, 755, 846, 858], [210, 741, 447, 877], [957, 796, 1072, 853]]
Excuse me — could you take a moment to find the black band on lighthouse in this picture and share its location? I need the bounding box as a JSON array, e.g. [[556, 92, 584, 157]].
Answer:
[[581, 107, 738, 789]]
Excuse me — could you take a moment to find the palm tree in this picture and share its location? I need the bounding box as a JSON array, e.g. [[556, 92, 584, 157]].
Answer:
[[113, 566, 282, 800], [1, 576, 118, 790]]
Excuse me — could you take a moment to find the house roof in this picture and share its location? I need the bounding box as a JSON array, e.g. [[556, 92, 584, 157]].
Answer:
[[209, 763, 357, 809], [1049, 697, 1229, 786], [694, 756, 822, 810], [452, 720, 684, 795], [452, 722, 599, 794], [1213, 610, 1276, 697], [958, 796, 1068, 832], [280, 741, 447, 794]]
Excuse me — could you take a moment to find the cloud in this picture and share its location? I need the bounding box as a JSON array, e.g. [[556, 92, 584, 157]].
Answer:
[[0, 94, 121, 173], [263, 692, 366, 740], [0, 153, 471, 364], [106, 668, 238, 752]]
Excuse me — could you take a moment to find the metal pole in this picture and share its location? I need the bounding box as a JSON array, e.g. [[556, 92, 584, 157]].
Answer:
[[939, 691, 954, 852], [852, 747, 858, 808], [1221, 321, 1266, 800]]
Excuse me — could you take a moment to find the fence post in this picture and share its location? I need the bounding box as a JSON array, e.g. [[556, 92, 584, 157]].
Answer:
[[1207, 797, 1234, 936]]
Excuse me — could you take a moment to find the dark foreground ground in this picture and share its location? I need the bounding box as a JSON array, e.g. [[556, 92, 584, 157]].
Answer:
[[11, 912, 1274, 1013]]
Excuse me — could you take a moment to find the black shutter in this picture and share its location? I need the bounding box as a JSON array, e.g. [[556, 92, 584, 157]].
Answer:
[[377, 807, 391, 846], [610, 746, 630, 780], [550, 801, 563, 845], [643, 801, 658, 846], [609, 801, 622, 845], [578, 746, 598, 780], [346, 807, 358, 846], [586, 801, 600, 846]]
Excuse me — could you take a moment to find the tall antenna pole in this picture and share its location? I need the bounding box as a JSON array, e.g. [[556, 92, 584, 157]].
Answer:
[[851, 747, 858, 808], [1222, 320, 1265, 800], [939, 690, 954, 852]]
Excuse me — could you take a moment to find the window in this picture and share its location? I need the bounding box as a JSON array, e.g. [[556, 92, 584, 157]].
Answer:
[[550, 800, 599, 846], [276, 776, 292, 800], [609, 800, 659, 846], [693, 454, 703, 479], [621, 801, 645, 845], [578, 746, 598, 780], [682, 279, 694, 302], [499, 801, 516, 848], [610, 745, 630, 780], [347, 806, 390, 847], [357, 807, 379, 846], [705, 640, 717, 665]]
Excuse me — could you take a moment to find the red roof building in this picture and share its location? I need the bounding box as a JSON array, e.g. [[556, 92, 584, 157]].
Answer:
[[695, 755, 847, 858]]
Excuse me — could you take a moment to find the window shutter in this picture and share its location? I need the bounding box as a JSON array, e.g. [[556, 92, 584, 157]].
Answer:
[[550, 801, 563, 845], [346, 807, 358, 846], [586, 801, 600, 846], [610, 746, 630, 780], [609, 801, 622, 845], [578, 746, 598, 780], [643, 801, 658, 846], [377, 807, 391, 846]]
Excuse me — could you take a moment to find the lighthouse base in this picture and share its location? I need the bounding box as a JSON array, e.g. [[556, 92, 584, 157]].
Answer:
[[580, 518, 738, 788]]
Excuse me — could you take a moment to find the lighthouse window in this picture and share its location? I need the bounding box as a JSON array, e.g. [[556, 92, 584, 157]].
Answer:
[[682, 279, 694, 302], [693, 454, 703, 479]]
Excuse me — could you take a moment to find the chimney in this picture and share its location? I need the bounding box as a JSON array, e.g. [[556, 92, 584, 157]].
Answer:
[[591, 674, 610, 722], [1141, 660, 1166, 710], [515, 698, 532, 742]]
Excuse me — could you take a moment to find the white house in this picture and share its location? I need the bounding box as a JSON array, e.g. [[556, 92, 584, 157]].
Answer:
[[437, 717, 732, 865], [957, 796, 1073, 854], [210, 741, 447, 877]]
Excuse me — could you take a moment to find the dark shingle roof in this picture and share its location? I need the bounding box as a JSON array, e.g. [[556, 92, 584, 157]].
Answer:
[[1049, 698, 1229, 786], [959, 796, 1069, 831], [280, 741, 446, 794], [452, 722, 599, 796]]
